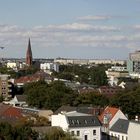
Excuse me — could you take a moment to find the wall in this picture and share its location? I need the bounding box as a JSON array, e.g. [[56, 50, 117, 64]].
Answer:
[[109, 131, 128, 140], [51, 114, 69, 131], [69, 126, 101, 140], [128, 121, 140, 140]]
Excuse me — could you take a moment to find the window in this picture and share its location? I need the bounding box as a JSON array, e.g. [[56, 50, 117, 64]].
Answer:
[[93, 130, 96, 135], [118, 135, 120, 140], [71, 131, 74, 136], [126, 136, 128, 140], [122, 136, 124, 140], [77, 131, 80, 136]]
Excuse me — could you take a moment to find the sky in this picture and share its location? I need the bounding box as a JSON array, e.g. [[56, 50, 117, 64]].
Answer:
[[0, 0, 140, 59]]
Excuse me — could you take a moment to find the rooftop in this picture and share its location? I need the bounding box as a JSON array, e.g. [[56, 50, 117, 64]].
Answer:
[[110, 119, 129, 134], [67, 116, 101, 128]]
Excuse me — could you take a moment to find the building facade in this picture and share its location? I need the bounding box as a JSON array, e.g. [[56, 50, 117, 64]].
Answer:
[[0, 74, 12, 98], [127, 50, 140, 74], [52, 111, 101, 140]]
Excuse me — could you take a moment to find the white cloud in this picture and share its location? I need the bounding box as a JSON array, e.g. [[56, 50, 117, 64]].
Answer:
[[33, 23, 119, 32], [0, 23, 140, 58]]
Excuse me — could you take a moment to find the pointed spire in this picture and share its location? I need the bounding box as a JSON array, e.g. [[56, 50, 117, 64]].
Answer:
[[26, 38, 33, 66]]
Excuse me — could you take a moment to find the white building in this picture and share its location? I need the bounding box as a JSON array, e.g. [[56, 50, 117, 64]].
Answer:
[[99, 107, 128, 133], [54, 58, 125, 65], [4, 95, 27, 107], [128, 121, 140, 140], [40, 62, 59, 72], [109, 118, 140, 140], [7, 62, 17, 69], [52, 111, 101, 140], [109, 119, 129, 140]]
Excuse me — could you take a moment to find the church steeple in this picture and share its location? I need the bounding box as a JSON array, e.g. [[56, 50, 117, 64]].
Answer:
[[26, 38, 33, 66]]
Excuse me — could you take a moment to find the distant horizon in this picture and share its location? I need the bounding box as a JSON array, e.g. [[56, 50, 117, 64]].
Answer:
[[1, 57, 126, 61]]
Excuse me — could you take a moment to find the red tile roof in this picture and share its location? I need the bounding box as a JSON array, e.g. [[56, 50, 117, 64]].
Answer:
[[15, 71, 52, 84], [2, 107, 22, 119], [99, 106, 119, 124]]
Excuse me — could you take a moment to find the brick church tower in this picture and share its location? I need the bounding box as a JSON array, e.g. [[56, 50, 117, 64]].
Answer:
[[26, 38, 32, 66]]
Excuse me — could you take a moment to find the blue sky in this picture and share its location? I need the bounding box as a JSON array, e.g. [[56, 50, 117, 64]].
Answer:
[[0, 0, 140, 59]]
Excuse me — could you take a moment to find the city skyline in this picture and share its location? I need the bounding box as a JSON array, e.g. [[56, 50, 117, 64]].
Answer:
[[0, 0, 140, 59]]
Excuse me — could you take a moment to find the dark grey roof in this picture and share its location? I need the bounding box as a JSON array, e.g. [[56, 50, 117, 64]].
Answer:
[[54, 105, 76, 114], [54, 105, 103, 115], [67, 116, 101, 128], [16, 95, 26, 102], [110, 119, 129, 134]]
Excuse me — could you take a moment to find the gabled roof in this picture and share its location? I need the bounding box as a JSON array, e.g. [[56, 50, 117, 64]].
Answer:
[[99, 106, 119, 123], [67, 116, 101, 128], [2, 107, 22, 119], [54, 105, 104, 116], [54, 105, 76, 114], [16, 95, 26, 102], [66, 111, 91, 117], [110, 119, 129, 134], [0, 103, 11, 115]]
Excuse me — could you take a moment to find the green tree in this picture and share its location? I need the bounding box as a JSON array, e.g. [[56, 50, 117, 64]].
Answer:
[[24, 81, 77, 111], [53, 64, 108, 86], [110, 85, 140, 119], [74, 92, 109, 107], [44, 127, 77, 140]]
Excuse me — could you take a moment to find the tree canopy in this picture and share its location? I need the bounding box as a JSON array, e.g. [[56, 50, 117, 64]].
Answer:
[[0, 122, 38, 140], [24, 81, 77, 111], [110, 85, 140, 119], [74, 92, 109, 107], [44, 127, 77, 140], [52, 64, 108, 86]]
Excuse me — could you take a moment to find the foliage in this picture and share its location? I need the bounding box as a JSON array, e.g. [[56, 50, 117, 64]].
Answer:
[[110, 85, 140, 119], [16, 66, 39, 78], [53, 64, 108, 86], [0, 122, 38, 140], [0, 95, 3, 102], [0, 66, 17, 78], [74, 92, 109, 107], [44, 127, 77, 140], [0, 65, 39, 79], [24, 80, 77, 111]]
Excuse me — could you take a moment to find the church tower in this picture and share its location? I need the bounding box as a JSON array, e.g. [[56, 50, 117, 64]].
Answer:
[[26, 38, 33, 66]]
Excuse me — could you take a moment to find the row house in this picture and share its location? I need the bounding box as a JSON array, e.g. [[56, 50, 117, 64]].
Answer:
[[109, 118, 140, 140], [52, 111, 102, 140]]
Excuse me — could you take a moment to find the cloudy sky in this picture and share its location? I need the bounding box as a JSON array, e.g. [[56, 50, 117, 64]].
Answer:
[[0, 0, 140, 59]]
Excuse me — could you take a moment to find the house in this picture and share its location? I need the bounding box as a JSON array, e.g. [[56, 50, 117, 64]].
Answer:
[[54, 105, 104, 116], [3, 95, 27, 107], [109, 119, 129, 140], [14, 71, 53, 87], [98, 86, 122, 98], [109, 118, 140, 140], [99, 106, 127, 133], [52, 111, 102, 140], [0, 103, 23, 124]]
